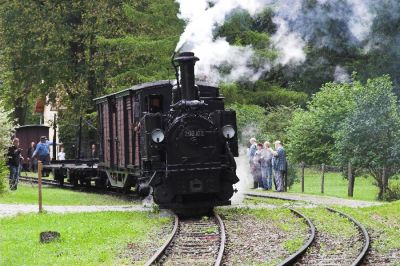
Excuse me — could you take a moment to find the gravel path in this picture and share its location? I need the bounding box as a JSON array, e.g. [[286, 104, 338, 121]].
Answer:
[[245, 190, 383, 207], [0, 203, 149, 218], [220, 209, 309, 265]]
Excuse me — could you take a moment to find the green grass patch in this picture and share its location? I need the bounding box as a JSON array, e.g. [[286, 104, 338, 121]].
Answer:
[[298, 208, 359, 237], [243, 196, 290, 206], [218, 207, 308, 254], [338, 200, 400, 252], [289, 168, 379, 201], [0, 183, 132, 205], [0, 211, 171, 265]]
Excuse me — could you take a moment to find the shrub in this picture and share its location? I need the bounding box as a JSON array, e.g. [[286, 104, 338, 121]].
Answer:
[[0, 102, 14, 193], [0, 160, 7, 192], [383, 180, 400, 202]]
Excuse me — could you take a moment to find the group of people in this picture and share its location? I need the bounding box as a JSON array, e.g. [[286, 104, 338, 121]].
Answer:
[[248, 138, 287, 192], [7, 136, 54, 190], [7, 134, 99, 190]]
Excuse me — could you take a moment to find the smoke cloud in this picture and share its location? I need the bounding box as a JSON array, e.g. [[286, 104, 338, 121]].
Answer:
[[174, 0, 379, 83]]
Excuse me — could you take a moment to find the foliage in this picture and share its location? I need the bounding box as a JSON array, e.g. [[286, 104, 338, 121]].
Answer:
[[287, 75, 400, 200], [0, 102, 14, 193], [383, 179, 400, 202], [287, 81, 356, 165], [58, 111, 98, 159], [0, 0, 182, 125], [334, 75, 400, 199], [263, 105, 296, 144], [228, 103, 268, 143], [286, 161, 298, 189], [220, 81, 307, 108]]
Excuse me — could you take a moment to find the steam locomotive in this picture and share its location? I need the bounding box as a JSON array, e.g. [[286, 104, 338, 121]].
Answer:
[[94, 52, 239, 212]]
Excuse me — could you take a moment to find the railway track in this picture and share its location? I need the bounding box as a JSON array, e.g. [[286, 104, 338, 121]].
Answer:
[[18, 175, 138, 201], [145, 211, 226, 266], [245, 193, 370, 266]]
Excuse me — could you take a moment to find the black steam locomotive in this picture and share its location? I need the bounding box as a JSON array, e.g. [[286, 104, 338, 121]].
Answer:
[[95, 52, 239, 211]]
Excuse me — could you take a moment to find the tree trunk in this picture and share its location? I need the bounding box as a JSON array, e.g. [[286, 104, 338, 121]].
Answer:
[[347, 162, 354, 197]]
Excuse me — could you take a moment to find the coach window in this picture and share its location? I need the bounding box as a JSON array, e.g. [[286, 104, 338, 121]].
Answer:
[[145, 95, 163, 113]]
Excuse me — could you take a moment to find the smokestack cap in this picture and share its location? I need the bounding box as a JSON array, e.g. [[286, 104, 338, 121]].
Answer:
[[174, 52, 199, 63]]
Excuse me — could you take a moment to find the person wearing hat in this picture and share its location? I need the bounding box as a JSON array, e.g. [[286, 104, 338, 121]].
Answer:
[[31, 136, 53, 165]]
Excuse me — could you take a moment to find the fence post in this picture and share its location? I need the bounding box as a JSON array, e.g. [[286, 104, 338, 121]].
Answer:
[[301, 162, 305, 193], [38, 161, 43, 213], [347, 162, 354, 197], [321, 163, 325, 194]]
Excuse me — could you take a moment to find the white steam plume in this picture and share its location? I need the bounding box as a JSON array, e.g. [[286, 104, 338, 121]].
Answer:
[[174, 0, 378, 83], [334, 66, 350, 83], [175, 0, 306, 84]]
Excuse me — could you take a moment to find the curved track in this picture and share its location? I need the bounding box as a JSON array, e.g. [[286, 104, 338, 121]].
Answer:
[[278, 208, 316, 266], [244, 193, 370, 266], [145, 211, 226, 266]]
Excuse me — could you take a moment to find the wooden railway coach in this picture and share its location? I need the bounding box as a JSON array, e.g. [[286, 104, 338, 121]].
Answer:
[[95, 52, 239, 211], [95, 81, 173, 190]]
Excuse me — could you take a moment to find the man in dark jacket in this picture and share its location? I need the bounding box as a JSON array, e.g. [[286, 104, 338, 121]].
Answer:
[[273, 140, 287, 192], [7, 138, 23, 190]]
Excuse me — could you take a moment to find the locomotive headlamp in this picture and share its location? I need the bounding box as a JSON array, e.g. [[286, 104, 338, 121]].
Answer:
[[222, 125, 235, 139], [151, 129, 165, 143]]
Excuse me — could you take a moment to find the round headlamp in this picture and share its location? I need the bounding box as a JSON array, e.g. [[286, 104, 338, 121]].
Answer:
[[151, 129, 164, 143], [222, 125, 235, 139]]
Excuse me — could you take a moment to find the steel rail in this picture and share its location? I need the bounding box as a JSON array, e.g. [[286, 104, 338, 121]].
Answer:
[[278, 208, 316, 266], [245, 193, 370, 266], [144, 214, 179, 266], [214, 211, 226, 266], [326, 207, 370, 266]]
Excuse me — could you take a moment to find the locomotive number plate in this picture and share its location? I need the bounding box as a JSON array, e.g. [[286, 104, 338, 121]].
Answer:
[[184, 130, 205, 137]]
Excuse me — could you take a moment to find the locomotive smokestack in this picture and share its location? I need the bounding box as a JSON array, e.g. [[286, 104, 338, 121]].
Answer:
[[174, 52, 199, 101]]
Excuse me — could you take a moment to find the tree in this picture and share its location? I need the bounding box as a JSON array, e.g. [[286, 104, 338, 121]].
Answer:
[[334, 75, 400, 199], [0, 101, 14, 193], [287, 81, 355, 164]]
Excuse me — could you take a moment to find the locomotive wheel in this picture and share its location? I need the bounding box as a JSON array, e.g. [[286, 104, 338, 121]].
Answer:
[[153, 184, 174, 204], [218, 181, 234, 201]]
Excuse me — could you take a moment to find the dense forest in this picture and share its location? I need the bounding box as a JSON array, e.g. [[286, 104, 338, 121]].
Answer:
[[1, 0, 400, 197]]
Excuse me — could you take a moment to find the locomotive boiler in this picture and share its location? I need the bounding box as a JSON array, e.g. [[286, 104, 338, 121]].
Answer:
[[95, 52, 239, 212]]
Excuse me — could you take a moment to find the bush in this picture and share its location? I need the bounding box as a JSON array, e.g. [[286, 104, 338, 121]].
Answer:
[[286, 162, 298, 189], [383, 180, 400, 202], [0, 102, 14, 194], [0, 160, 7, 192]]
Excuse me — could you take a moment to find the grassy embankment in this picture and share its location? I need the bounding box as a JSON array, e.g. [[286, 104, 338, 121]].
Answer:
[[0, 183, 132, 205], [0, 211, 171, 265], [289, 168, 379, 201], [244, 196, 400, 261]]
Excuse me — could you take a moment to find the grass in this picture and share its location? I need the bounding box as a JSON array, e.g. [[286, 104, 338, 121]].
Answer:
[[289, 168, 379, 201], [0, 183, 133, 206], [338, 200, 400, 253], [0, 211, 171, 265], [218, 207, 309, 256]]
